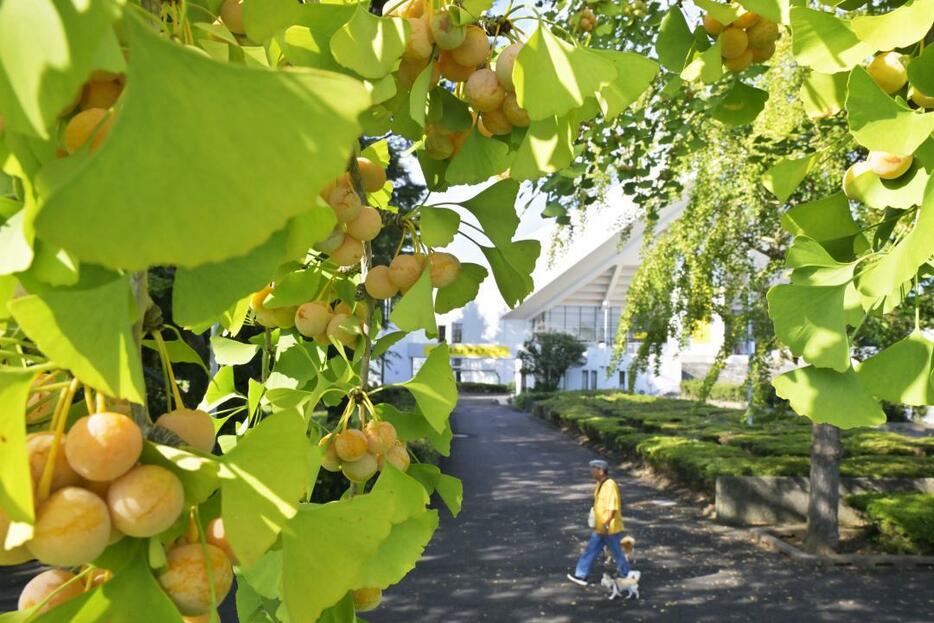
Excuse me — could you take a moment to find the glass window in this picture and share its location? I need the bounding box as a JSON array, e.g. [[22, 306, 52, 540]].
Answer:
[[591, 370, 598, 389], [438, 325, 447, 342], [452, 322, 463, 343], [618, 370, 627, 387], [581, 370, 589, 390], [580, 307, 597, 341]]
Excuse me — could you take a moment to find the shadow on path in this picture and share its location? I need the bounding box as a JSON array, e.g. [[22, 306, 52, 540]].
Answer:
[[369, 397, 934, 623]]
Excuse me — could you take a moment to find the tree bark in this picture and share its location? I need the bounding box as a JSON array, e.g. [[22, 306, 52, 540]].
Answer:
[[804, 422, 842, 554]]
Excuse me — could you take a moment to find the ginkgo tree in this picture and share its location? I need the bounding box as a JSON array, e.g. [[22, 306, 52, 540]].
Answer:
[[541, 0, 933, 553], [0, 0, 657, 621]]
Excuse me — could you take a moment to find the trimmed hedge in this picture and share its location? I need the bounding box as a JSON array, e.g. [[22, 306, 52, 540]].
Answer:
[[848, 493, 934, 555], [681, 379, 747, 403], [457, 381, 509, 394], [523, 391, 934, 494]]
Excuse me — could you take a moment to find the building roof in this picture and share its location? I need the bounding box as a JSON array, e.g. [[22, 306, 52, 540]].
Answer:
[[503, 199, 687, 320]]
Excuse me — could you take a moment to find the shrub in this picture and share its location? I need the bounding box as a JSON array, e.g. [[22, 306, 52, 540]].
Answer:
[[847, 493, 934, 554], [681, 379, 747, 403], [457, 381, 509, 394]]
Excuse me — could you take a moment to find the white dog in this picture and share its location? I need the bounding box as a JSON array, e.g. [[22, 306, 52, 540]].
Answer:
[[601, 570, 641, 600]]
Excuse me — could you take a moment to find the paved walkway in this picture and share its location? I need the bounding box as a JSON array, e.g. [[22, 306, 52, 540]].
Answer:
[[370, 397, 934, 623]]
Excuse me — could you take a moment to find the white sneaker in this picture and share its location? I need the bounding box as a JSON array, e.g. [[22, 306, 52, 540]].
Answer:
[[567, 573, 589, 586]]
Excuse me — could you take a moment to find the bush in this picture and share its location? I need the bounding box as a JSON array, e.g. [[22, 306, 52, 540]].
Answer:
[[681, 379, 747, 403], [457, 382, 508, 394], [847, 493, 934, 554]]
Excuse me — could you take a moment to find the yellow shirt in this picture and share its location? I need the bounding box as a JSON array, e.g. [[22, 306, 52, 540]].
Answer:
[[594, 478, 624, 534]]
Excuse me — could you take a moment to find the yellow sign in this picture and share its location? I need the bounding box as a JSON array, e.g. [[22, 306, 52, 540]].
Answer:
[[423, 344, 510, 358]]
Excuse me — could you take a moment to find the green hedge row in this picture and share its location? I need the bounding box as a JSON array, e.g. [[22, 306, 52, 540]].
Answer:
[[847, 493, 934, 555], [523, 392, 934, 494], [680, 379, 747, 403], [457, 381, 509, 394]]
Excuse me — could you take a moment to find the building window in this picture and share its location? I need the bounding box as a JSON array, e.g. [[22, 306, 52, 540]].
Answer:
[[438, 325, 447, 342], [618, 370, 627, 388], [581, 370, 589, 390], [591, 370, 597, 389], [452, 322, 463, 343]]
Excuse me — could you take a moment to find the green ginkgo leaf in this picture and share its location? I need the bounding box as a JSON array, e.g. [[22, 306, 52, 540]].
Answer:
[[857, 177, 934, 298], [9, 275, 145, 402], [846, 66, 934, 156], [844, 160, 929, 210], [655, 7, 695, 72], [459, 178, 520, 248], [419, 207, 460, 247], [220, 409, 313, 568], [358, 511, 438, 589], [481, 240, 539, 307], [800, 70, 848, 119], [712, 82, 769, 126], [858, 330, 934, 406], [329, 4, 407, 79], [172, 229, 288, 329], [850, 0, 934, 51], [211, 336, 260, 365], [445, 132, 512, 185], [399, 344, 457, 434], [0, 0, 123, 138], [738, 0, 790, 24], [510, 115, 575, 181], [772, 366, 886, 429], [0, 205, 33, 275], [36, 13, 368, 271], [276, 3, 356, 72], [0, 368, 39, 524], [389, 268, 437, 337], [694, 0, 742, 25], [781, 192, 865, 261], [762, 153, 815, 201], [592, 50, 659, 119], [790, 7, 873, 74], [767, 282, 851, 372], [242, 0, 301, 42], [908, 45, 934, 96], [680, 40, 723, 84], [409, 63, 433, 128], [435, 262, 487, 314], [514, 25, 615, 121]]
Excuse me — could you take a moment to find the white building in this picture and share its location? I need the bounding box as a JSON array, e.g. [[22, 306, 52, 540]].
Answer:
[[380, 200, 747, 394]]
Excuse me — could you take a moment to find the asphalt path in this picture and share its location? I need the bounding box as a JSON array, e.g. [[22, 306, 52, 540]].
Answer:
[[368, 396, 934, 623]]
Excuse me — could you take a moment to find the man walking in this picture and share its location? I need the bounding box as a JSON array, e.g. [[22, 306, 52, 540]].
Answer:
[[567, 459, 630, 585]]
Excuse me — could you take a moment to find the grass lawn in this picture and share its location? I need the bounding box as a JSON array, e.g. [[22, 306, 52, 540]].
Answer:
[[517, 390, 934, 554]]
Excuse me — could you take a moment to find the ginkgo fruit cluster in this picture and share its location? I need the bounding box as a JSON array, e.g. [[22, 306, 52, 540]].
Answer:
[[703, 8, 780, 73], [315, 157, 387, 267], [365, 250, 461, 300], [320, 418, 410, 483]]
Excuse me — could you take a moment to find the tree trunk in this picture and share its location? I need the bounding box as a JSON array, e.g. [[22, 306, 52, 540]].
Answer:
[[804, 422, 842, 554]]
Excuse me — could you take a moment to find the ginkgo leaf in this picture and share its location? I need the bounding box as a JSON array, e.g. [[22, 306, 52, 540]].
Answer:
[[172, 229, 288, 329], [738, 0, 790, 24], [0, 0, 123, 138], [850, 0, 934, 51], [220, 410, 313, 568], [768, 281, 851, 371], [762, 154, 815, 201], [680, 40, 723, 84], [435, 262, 487, 314], [211, 336, 260, 365], [9, 275, 145, 402], [514, 25, 615, 121], [655, 7, 694, 72], [276, 4, 356, 72], [800, 70, 848, 119], [481, 240, 539, 307], [0, 368, 39, 524], [772, 366, 886, 429], [510, 115, 575, 181], [242, 0, 301, 43], [857, 177, 934, 298], [781, 192, 864, 261], [329, 4, 407, 79], [419, 207, 460, 247], [459, 178, 520, 248], [858, 330, 934, 406], [36, 13, 368, 271], [390, 268, 437, 337], [712, 82, 768, 126], [844, 160, 930, 211], [592, 50, 659, 119], [908, 45, 934, 96], [790, 7, 874, 74], [399, 344, 457, 434], [0, 205, 33, 275], [445, 132, 512, 185], [694, 0, 742, 25], [846, 66, 934, 156]]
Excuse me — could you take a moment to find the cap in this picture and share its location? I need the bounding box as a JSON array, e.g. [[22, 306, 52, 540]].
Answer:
[[589, 459, 609, 470]]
